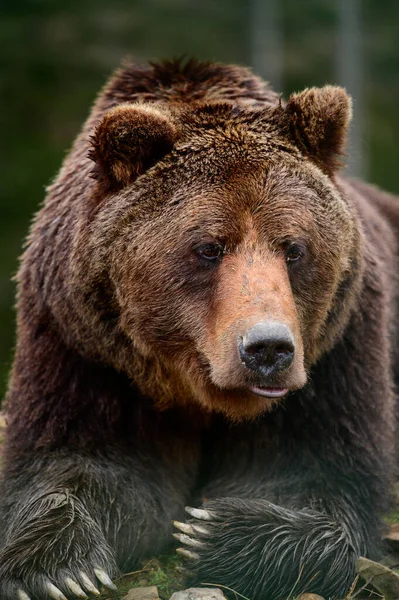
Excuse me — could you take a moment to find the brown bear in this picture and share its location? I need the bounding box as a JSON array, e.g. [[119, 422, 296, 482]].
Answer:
[[0, 58, 398, 600]]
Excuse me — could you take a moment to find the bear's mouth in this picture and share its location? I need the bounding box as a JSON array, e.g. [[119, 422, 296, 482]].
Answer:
[[248, 386, 289, 398]]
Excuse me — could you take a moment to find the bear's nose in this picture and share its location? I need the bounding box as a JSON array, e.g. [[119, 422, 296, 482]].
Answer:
[[239, 322, 295, 376]]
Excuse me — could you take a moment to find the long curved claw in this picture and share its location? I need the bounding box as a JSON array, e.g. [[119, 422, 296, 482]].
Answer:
[[174, 520, 209, 536], [79, 572, 101, 596], [65, 577, 88, 598], [47, 582, 68, 600], [173, 520, 196, 535], [93, 568, 117, 591], [185, 506, 212, 521], [17, 591, 31, 600], [176, 547, 200, 560], [173, 532, 205, 548]]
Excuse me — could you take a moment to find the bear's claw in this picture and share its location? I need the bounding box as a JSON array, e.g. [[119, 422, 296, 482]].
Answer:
[[79, 572, 100, 596], [93, 567, 117, 591], [173, 520, 209, 536], [65, 578, 88, 598], [173, 533, 205, 548], [176, 547, 200, 560], [173, 520, 195, 535], [185, 506, 213, 521], [17, 591, 31, 600], [47, 582, 68, 600]]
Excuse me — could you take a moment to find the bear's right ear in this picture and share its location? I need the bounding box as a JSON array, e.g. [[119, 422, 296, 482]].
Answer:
[[284, 86, 352, 176], [89, 103, 178, 195]]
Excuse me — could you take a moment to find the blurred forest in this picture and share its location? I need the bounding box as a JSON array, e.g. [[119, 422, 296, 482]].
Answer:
[[1, 0, 398, 398]]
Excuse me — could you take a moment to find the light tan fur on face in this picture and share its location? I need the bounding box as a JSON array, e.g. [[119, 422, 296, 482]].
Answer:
[[199, 226, 306, 393]]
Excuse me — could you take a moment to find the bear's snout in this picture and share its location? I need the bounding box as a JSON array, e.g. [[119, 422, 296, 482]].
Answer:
[[239, 321, 295, 377]]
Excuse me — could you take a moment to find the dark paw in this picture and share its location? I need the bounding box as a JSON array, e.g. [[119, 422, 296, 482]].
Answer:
[[173, 500, 356, 600], [0, 490, 118, 599]]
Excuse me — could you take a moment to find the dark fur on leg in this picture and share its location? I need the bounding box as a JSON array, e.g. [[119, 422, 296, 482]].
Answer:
[[0, 486, 115, 599], [0, 318, 201, 599], [0, 447, 197, 599], [175, 498, 368, 600]]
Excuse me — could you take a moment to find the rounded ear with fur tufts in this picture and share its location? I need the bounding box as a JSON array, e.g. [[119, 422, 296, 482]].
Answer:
[[285, 86, 352, 176], [89, 103, 178, 195]]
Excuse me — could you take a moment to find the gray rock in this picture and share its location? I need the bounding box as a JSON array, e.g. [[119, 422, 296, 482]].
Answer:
[[124, 586, 160, 600], [357, 556, 399, 599], [169, 587, 226, 600]]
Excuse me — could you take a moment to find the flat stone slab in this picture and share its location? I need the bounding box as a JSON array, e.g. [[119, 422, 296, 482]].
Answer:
[[124, 586, 160, 600], [357, 556, 399, 599], [169, 588, 226, 600]]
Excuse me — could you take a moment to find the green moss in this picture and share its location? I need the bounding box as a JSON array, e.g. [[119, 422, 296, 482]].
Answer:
[[145, 554, 185, 598], [106, 553, 185, 599], [384, 509, 399, 524]]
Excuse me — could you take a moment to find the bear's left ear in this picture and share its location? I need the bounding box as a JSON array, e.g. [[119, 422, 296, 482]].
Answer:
[[285, 86, 352, 176], [89, 103, 178, 195]]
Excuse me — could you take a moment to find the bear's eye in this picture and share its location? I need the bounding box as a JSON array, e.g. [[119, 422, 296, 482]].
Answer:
[[285, 244, 303, 263], [195, 243, 225, 264]]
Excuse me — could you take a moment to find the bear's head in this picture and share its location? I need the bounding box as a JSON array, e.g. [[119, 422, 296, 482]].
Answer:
[[79, 86, 361, 421]]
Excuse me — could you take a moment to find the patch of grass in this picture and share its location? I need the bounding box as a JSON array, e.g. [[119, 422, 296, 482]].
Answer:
[[109, 553, 185, 599], [146, 554, 185, 598]]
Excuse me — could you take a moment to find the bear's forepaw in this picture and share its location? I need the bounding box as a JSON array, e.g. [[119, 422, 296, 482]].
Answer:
[[0, 490, 118, 599], [173, 497, 357, 600]]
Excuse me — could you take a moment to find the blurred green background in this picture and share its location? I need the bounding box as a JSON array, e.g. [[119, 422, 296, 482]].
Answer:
[[1, 0, 398, 398]]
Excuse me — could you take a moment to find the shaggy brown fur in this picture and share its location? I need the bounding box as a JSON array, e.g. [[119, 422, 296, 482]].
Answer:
[[0, 58, 398, 600]]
